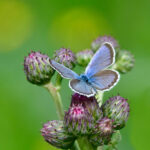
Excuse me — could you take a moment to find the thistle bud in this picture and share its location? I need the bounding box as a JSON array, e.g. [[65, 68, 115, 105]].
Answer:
[[64, 103, 93, 136], [95, 118, 113, 136], [41, 120, 75, 149], [102, 96, 130, 129], [64, 93, 103, 136], [24, 51, 54, 85], [112, 50, 134, 74], [76, 49, 94, 67], [89, 118, 113, 146], [91, 36, 120, 54], [71, 93, 103, 121], [54, 48, 76, 69]]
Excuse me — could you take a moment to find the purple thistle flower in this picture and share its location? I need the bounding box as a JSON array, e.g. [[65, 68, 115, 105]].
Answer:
[[54, 48, 76, 69], [24, 51, 54, 85], [41, 120, 75, 149], [71, 93, 103, 121], [102, 95, 130, 129], [76, 49, 94, 67], [64, 102, 94, 136], [64, 93, 103, 136], [91, 35, 120, 53]]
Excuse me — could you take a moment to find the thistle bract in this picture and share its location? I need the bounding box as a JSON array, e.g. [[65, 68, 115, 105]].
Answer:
[[91, 36, 120, 54], [54, 48, 76, 69], [102, 96, 129, 129], [64, 93, 103, 136], [89, 118, 113, 146], [71, 93, 103, 122], [24, 51, 54, 85], [64, 103, 94, 136], [41, 120, 75, 149], [95, 117, 113, 136], [89, 135, 106, 147], [113, 50, 134, 74], [76, 49, 94, 67]]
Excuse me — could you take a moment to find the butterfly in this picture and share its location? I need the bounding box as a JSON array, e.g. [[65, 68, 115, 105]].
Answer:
[[49, 42, 120, 97]]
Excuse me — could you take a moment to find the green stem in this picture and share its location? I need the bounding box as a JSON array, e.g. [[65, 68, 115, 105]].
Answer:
[[77, 137, 97, 150], [55, 73, 63, 89], [44, 82, 81, 150], [71, 140, 81, 150], [44, 83, 64, 120], [96, 91, 104, 107]]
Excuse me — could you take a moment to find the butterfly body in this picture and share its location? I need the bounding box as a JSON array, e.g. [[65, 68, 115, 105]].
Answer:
[[80, 74, 90, 83], [50, 42, 120, 97]]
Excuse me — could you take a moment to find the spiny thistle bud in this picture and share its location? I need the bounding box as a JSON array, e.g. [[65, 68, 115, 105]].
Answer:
[[54, 48, 76, 69], [112, 50, 134, 74], [95, 118, 113, 136], [64, 93, 103, 136], [64, 103, 94, 136], [41, 120, 75, 149], [102, 96, 130, 129], [71, 93, 103, 121], [89, 118, 113, 146], [91, 36, 120, 54], [24, 51, 54, 85], [76, 49, 94, 67]]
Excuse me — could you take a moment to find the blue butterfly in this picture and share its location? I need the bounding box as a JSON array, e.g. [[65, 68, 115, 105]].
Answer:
[[50, 42, 120, 97]]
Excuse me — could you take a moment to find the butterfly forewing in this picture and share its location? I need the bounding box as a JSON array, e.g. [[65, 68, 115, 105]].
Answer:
[[69, 79, 95, 97], [49, 42, 120, 96], [49, 60, 79, 79], [90, 69, 120, 91], [85, 43, 115, 78]]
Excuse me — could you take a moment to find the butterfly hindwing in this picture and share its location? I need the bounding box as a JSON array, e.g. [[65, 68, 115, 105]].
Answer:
[[85, 42, 115, 78], [69, 79, 95, 97], [49, 60, 79, 79], [90, 69, 120, 91]]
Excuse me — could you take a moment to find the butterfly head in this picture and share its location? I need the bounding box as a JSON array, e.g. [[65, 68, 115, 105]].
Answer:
[[80, 74, 90, 83]]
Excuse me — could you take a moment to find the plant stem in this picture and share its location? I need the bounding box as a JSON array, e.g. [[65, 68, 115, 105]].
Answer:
[[44, 83, 64, 120], [71, 140, 81, 150], [55, 73, 63, 88], [96, 91, 104, 107], [77, 137, 97, 150], [44, 82, 81, 150]]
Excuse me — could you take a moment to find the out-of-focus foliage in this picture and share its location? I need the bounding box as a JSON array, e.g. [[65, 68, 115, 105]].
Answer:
[[0, 0, 150, 150]]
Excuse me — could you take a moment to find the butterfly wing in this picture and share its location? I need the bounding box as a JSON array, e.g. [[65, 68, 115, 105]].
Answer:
[[49, 59, 79, 79], [90, 69, 120, 91], [69, 79, 95, 97], [85, 42, 115, 78]]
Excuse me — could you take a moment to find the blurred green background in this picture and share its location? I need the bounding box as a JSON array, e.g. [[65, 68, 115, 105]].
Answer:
[[0, 0, 150, 149]]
